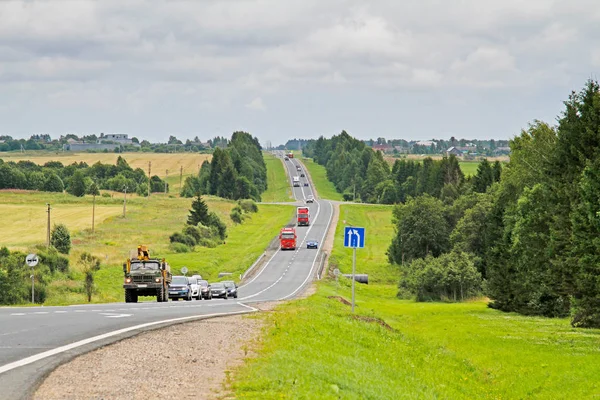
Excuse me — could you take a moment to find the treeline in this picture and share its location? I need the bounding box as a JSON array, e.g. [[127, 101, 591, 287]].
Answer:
[[181, 131, 267, 201], [0, 156, 167, 196], [303, 131, 501, 203], [389, 80, 600, 328]]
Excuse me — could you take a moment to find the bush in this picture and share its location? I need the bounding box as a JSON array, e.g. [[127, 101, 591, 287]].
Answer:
[[50, 223, 71, 255], [183, 225, 202, 243], [198, 238, 218, 248], [207, 211, 227, 239], [170, 243, 191, 253], [399, 251, 482, 302], [169, 232, 197, 247], [37, 247, 69, 274], [230, 207, 244, 224], [101, 192, 112, 198], [239, 199, 258, 213]]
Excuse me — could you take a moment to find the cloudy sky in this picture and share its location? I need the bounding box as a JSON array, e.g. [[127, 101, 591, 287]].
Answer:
[[0, 0, 599, 145]]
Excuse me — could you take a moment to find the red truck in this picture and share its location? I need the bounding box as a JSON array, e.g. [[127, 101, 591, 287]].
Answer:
[[287, 152, 294, 159], [280, 227, 297, 250], [297, 206, 310, 226]]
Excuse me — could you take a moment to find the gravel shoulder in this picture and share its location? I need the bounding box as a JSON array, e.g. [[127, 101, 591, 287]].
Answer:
[[34, 303, 277, 400]]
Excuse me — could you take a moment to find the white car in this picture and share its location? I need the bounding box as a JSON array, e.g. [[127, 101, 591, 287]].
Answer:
[[306, 196, 314, 203], [188, 277, 201, 300]]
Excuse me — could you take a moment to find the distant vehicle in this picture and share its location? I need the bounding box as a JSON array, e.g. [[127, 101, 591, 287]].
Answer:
[[187, 277, 201, 300], [284, 156, 289, 161], [307, 240, 318, 249], [306, 196, 314, 203], [296, 166, 301, 171], [280, 227, 297, 250], [191, 274, 202, 281], [223, 281, 238, 299], [293, 176, 300, 187], [297, 206, 310, 226], [304, 182, 309, 187], [198, 279, 212, 300], [169, 276, 192, 301], [300, 173, 305, 177], [287, 152, 294, 159], [210, 282, 228, 299]]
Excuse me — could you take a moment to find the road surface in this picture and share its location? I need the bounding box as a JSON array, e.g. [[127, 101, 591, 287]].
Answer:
[[0, 151, 333, 400]]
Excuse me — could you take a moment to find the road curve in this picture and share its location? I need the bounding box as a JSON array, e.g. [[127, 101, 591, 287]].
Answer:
[[0, 151, 333, 400]]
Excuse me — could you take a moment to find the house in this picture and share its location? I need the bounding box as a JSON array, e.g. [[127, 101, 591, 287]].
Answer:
[[372, 144, 392, 153], [446, 146, 463, 156], [99, 134, 133, 145]]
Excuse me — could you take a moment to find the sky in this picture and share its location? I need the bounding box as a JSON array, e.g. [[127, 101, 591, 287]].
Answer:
[[0, 0, 599, 146]]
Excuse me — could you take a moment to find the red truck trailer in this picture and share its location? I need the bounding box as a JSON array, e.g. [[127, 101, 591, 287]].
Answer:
[[297, 206, 310, 226], [280, 227, 297, 250], [287, 152, 294, 159]]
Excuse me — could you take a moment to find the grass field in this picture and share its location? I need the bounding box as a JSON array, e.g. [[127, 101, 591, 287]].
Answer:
[[300, 158, 344, 201], [262, 154, 294, 203], [384, 156, 504, 177], [0, 189, 294, 305], [331, 204, 398, 284], [0, 152, 211, 193], [231, 202, 600, 398]]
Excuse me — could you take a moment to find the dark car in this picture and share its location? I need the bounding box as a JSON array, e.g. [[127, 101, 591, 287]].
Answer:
[[169, 276, 192, 301], [223, 281, 238, 299], [304, 182, 309, 187], [306, 240, 318, 249], [198, 279, 212, 300], [210, 282, 228, 299], [300, 173, 305, 177]]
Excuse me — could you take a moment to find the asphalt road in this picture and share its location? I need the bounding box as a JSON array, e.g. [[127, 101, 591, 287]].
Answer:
[[0, 151, 333, 400]]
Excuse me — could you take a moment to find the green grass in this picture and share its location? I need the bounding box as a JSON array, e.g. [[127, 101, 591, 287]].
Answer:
[[231, 203, 600, 398], [232, 281, 600, 399], [332, 204, 398, 284], [262, 154, 294, 203], [0, 190, 294, 305], [301, 158, 344, 201], [459, 161, 480, 177]]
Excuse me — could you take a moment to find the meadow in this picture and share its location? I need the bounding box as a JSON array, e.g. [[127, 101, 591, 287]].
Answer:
[[231, 175, 600, 399]]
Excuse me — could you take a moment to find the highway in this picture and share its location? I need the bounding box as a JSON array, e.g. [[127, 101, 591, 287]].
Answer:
[[0, 151, 333, 400]]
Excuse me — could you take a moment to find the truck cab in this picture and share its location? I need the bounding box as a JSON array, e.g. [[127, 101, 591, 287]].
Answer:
[[280, 228, 297, 250], [293, 176, 300, 187], [297, 206, 310, 226]]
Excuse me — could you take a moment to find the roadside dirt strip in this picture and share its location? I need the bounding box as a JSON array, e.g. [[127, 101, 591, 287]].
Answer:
[[34, 303, 277, 400]]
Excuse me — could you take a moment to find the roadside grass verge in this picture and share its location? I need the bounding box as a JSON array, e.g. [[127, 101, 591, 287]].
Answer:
[[232, 281, 600, 399], [262, 154, 294, 203], [331, 204, 398, 284], [300, 158, 344, 201]]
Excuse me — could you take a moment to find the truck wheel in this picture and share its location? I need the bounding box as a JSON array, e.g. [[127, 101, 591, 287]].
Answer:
[[156, 286, 165, 302], [125, 289, 135, 303]]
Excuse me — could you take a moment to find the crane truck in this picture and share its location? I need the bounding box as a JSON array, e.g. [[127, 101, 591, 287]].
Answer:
[[123, 245, 172, 303]]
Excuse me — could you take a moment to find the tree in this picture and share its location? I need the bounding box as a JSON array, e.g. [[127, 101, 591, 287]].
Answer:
[[79, 252, 101, 302], [187, 193, 209, 226], [87, 181, 100, 196], [472, 159, 494, 193], [43, 173, 64, 192], [68, 170, 86, 197], [51, 224, 71, 255]]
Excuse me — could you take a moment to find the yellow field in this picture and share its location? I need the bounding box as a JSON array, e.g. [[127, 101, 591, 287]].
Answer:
[[0, 203, 123, 247], [0, 152, 211, 178]]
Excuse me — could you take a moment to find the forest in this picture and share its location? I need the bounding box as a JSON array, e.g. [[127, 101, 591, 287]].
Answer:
[[180, 131, 268, 201]]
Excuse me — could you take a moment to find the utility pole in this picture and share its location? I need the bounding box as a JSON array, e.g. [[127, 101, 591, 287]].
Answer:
[[165, 169, 168, 195], [148, 161, 152, 197], [179, 166, 183, 188], [123, 186, 128, 218], [92, 193, 96, 234], [46, 203, 51, 247]]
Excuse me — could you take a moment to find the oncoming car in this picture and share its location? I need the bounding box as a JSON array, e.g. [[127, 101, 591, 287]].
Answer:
[[210, 282, 228, 299], [306, 196, 314, 203], [306, 240, 318, 249]]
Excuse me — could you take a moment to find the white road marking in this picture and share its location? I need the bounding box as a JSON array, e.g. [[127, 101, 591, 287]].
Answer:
[[0, 308, 259, 376], [54, 311, 67, 314], [10, 313, 25, 316], [99, 313, 132, 318], [33, 312, 48, 315]]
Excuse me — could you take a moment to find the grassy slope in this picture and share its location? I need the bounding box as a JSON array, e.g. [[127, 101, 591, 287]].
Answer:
[[261, 154, 294, 202], [301, 158, 344, 201], [232, 203, 600, 399]]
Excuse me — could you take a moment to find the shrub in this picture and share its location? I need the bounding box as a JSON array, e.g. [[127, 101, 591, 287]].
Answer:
[[239, 199, 258, 213], [170, 243, 191, 253], [207, 211, 227, 239], [198, 238, 218, 248], [183, 225, 202, 243], [169, 232, 197, 247], [230, 207, 244, 224], [101, 192, 112, 198], [50, 224, 71, 255], [37, 247, 70, 274], [398, 251, 482, 302]]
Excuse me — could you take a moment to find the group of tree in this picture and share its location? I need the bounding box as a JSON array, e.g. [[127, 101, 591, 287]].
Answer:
[[230, 199, 259, 224], [180, 131, 268, 201], [303, 131, 501, 204], [0, 156, 167, 196], [169, 194, 228, 252], [387, 80, 600, 328]]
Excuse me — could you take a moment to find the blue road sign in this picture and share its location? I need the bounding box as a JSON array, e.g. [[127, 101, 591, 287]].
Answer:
[[344, 227, 365, 248]]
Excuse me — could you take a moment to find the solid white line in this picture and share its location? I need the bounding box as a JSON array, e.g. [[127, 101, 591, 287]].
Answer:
[[279, 200, 334, 300], [236, 302, 259, 312], [238, 249, 281, 289], [10, 313, 25, 316], [0, 308, 258, 376]]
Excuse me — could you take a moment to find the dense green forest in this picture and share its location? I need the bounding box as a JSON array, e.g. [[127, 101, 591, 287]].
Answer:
[[303, 131, 501, 203], [180, 131, 267, 201], [0, 156, 167, 196], [385, 80, 600, 328]]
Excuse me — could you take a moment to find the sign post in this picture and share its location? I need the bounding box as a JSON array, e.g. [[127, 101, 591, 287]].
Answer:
[[343, 227, 365, 313], [26, 253, 39, 303], [181, 266, 188, 276]]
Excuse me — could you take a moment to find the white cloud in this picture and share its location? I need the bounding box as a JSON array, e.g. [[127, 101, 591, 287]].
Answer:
[[245, 97, 266, 111]]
